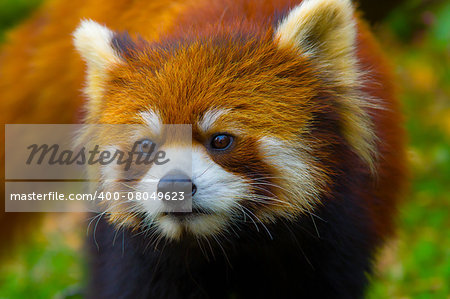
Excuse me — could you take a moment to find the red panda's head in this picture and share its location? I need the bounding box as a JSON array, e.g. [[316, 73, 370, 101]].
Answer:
[[73, 0, 377, 240]]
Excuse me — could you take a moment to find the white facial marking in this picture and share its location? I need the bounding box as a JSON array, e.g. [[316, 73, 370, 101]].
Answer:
[[198, 108, 231, 133], [139, 110, 163, 135], [190, 147, 247, 214], [258, 137, 321, 212]]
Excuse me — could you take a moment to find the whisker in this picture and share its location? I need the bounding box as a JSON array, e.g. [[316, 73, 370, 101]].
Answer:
[[240, 205, 273, 240], [193, 161, 215, 180]]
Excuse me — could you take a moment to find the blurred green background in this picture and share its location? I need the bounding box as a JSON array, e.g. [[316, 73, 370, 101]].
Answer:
[[0, 0, 449, 298]]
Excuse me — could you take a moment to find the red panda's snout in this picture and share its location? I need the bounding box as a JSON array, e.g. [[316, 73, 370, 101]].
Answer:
[[133, 140, 252, 240]]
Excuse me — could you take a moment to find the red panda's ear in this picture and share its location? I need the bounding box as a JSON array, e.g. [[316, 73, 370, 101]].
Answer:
[[73, 20, 125, 121], [73, 20, 123, 72], [274, 0, 357, 85], [275, 0, 378, 172]]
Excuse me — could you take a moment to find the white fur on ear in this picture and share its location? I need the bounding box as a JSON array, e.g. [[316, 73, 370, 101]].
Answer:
[[73, 20, 121, 70], [275, 0, 357, 83], [73, 20, 123, 121]]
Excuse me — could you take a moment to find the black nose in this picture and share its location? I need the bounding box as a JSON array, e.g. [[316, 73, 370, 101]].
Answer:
[[157, 170, 197, 197]]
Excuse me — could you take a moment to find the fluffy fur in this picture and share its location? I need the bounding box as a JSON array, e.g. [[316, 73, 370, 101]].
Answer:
[[0, 0, 406, 297]]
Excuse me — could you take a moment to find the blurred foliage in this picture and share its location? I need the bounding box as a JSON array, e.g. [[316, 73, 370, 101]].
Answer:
[[0, 0, 41, 42], [0, 214, 85, 299], [0, 0, 449, 298], [367, 1, 450, 298]]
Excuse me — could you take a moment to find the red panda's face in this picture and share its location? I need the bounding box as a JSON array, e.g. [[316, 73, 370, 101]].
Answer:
[[90, 39, 334, 239], [73, 0, 376, 240]]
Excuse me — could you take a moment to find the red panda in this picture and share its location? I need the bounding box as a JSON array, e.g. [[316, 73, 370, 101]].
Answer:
[[0, 0, 406, 297]]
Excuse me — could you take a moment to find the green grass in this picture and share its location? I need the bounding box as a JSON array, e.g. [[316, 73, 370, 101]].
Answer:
[[0, 214, 85, 299], [0, 0, 449, 298]]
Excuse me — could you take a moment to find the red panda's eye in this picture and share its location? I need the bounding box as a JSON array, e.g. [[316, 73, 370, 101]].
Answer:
[[137, 139, 155, 154], [210, 134, 233, 150]]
